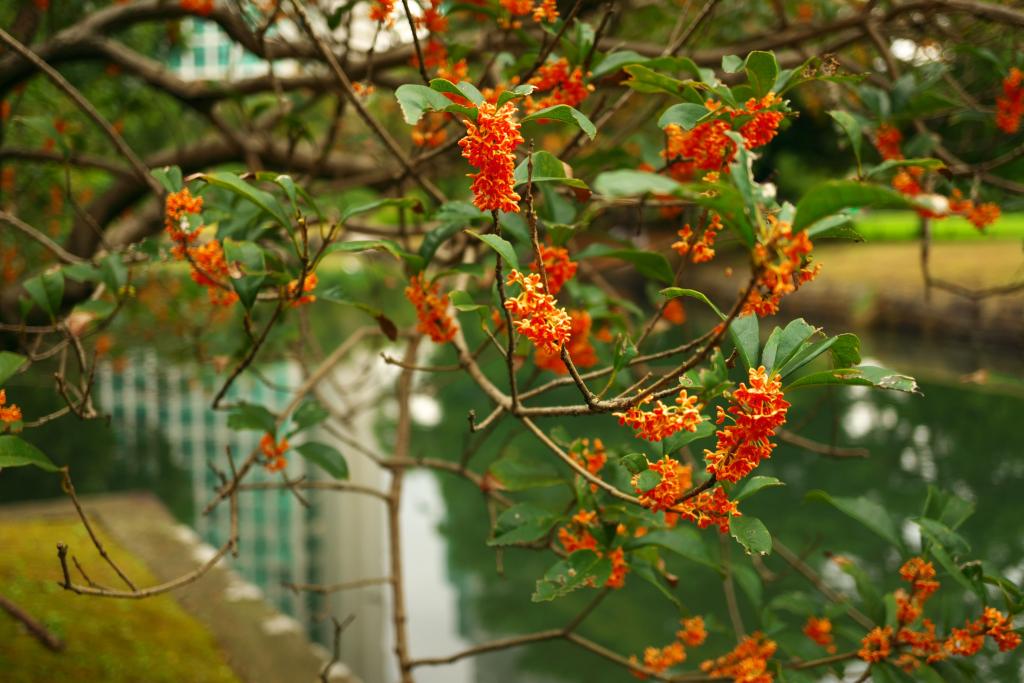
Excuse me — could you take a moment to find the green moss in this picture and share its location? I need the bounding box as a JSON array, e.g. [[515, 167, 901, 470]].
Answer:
[[0, 519, 239, 683]]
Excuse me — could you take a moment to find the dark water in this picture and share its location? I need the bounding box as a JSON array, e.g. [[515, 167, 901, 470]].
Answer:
[[4, 324, 1023, 682]]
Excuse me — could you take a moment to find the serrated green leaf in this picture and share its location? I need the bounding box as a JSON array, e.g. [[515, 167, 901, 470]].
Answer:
[[532, 550, 612, 602], [730, 515, 772, 556], [785, 366, 919, 394], [488, 503, 559, 546]]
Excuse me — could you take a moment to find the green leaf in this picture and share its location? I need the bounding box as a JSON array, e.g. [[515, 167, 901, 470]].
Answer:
[[914, 517, 970, 556], [200, 172, 291, 228], [805, 213, 863, 241], [622, 64, 690, 98], [828, 110, 862, 173], [532, 550, 612, 602], [744, 51, 779, 97], [23, 269, 64, 318], [428, 78, 484, 105], [296, 442, 349, 479], [394, 84, 476, 124], [806, 490, 903, 548], [632, 560, 683, 609], [735, 476, 785, 502], [521, 105, 597, 140], [574, 244, 674, 284], [730, 515, 772, 556], [489, 451, 562, 490], [222, 239, 266, 310], [721, 54, 744, 73], [785, 366, 919, 394], [592, 170, 680, 197], [340, 197, 422, 223], [448, 290, 486, 312], [626, 527, 718, 569], [733, 563, 764, 607], [323, 239, 422, 269], [636, 469, 662, 492], [658, 103, 710, 130], [99, 254, 127, 292], [729, 314, 759, 371], [762, 319, 817, 373], [0, 436, 59, 472], [619, 452, 648, 475], [418, 202, 485, 267], [496, 84, 536, 108], [661, 420, 715, 457], [864, 157, 946, 179], [291, 400, 329, 431], [488, 503, 560, 546], [513, 151, 589, 190], [62, 263, 102, 283], [793, 180, 911, 233], [660, 287, 725, 320], [226, 403, 277, 434], [590, 50, 648, 78], [0, 352, 28, 385], [466, 231, 519, 269], [151, 166, 183, 194], [829, 333, 861, 368]]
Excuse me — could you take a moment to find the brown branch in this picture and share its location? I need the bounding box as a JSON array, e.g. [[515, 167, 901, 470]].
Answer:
[[0, 594, 64, 652]]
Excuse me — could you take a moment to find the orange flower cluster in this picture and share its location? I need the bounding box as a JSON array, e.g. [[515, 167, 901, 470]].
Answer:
[[557, 509, 628, 589], [180, 0, 214, 16], [416, 0, 447, 33], [743, 215, 819, 317], [699, 632, 776, 683], [499, 0, 556, 23], [663, 94, 786, 172], [629, 616, 706, 679], [615, 390, 704, 443], [459, 101, 524, 213], [534, 310, 597, 374], [996, 67, 1023, 134], [286, 272, 318, 307], [858, 556, 1021, 671], [948, 189, 1001, 230], [672, 212, 723, 264], [503, 270, 572, 355], [803, 616, 837, 653], [164, 188, 203, 248], [523, 58, 593, 114], [260, 433, 288, 473], [189, 240, 238, 307], [532, 0, 558, 22], [873, 124, 904, 161], [0, 389, 22, 424], [369, 0, 396, 26], [412, 114, 448, 148], [661, 298, 686, 324], [705, 366, 789, 483], [631, 456, 691, 510], [570, 438, 607, 490], [630, 456, 739, 531], [529, 243, 577, 295], [404, 273, 457, 343]]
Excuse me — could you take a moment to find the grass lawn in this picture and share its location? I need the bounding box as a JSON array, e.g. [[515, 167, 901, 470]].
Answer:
[[0, 518, 240, 683], [854, 210, 1024, 241]]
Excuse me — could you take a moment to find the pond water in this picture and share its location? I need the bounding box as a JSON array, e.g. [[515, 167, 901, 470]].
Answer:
[[3, 324, 1023, 683]]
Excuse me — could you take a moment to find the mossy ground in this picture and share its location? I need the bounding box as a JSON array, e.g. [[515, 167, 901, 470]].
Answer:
[[0, 518, 240, 683]]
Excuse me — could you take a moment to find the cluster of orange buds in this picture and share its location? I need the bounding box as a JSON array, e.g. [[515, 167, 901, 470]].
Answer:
[[948, 189, 1001, 230], [286, 272, 318, 307], [180, 0, 214, 16], [629, 616, 706, 679], [499, 0, 557, 25], [503, 270, 572, 355], [631, 455, 692, 511], [661, 298, 686, 324], [615, 390, 704, 443], [803, 616, 837, 653], [699, 632, 776, 683], [404, 273, 458, 343], [529, 242, 577, 295], [259, 433, 288, 473], [534, 309, 597, 374], [459, 101, 524, 213], [996, 67, 1023, 134], [663, 93, 787, 172], [412, 114, 448, 148], [188, 239, 238, 307], [416, 0, 447, 33], [521, 58, 594, 114], [556, 509, 629, 589], [368, 0, 397, 26], [743, 214, 819, 317], [164, 188, 203, 250], [672, 212, 723, 264], [570, 437, 607, 491], [0, 389, 22, 425], [676, 484, 739, 533], [705, 366, 790, 483], [858, 556, 1022, 671], [872, 123, 904, 161], [632, 457, 741, 532]]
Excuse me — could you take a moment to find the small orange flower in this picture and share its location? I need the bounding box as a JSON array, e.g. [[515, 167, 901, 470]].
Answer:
[[459, 101, 524, 213], [632, 456, 691, 511], [534, 310, 596, 374], [260, 433, 289, 472], [529, 242, 577, 295], [978, 606, 1022, 652], [164, 188, 203, 246], [661, 298, 686, 325], [742, 215, 819, 317], [944, 626, 984, 657], [700, 632, 776, 683], [615, 390, 704, 443], [180, 0, 214, 15], [803, 616, 837, 653], [739, 94, 785, 149], [899, 557, 940, 603], [531, 0, 558, 22], [286, 272, 318, 307], [405, 273, 458, 343], [523, 58, 593, 114], [0, 389, 23, 424], [188, 239, 238, 307], [369, 0, 396, 26], [859, 626, 893, 663], [873, 124, 904, 161], [504, 270, 572, 355], [704, 366, 789, 483], [677, 616, 707, 647], [996, 67, 1023, 134]]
